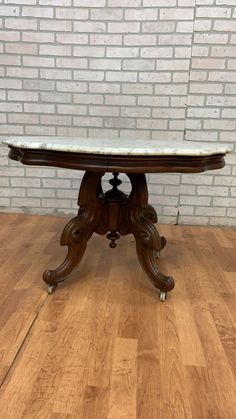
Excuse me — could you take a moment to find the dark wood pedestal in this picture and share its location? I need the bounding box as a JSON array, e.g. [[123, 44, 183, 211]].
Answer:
[[43, 171, 174, 300], [8, 144, 227, 301]]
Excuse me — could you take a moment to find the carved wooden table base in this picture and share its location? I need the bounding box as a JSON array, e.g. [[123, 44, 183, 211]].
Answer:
[[44, 171, 175, 300]]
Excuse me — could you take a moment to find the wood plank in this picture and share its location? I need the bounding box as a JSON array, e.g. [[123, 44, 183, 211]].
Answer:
[[0, 213, 235, 418]]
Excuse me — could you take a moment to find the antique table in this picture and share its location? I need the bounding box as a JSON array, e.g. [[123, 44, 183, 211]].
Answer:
[[3, 137, 231, 301]]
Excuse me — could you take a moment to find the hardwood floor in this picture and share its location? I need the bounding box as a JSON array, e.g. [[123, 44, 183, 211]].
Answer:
[[0, 212, 235, 419]]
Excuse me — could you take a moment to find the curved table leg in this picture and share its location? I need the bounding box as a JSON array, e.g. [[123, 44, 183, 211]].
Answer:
[[43, 171, 104, 293], [127, 173, 175, 299], [130, 211, 174, 295], [43, 215, 94, 292]]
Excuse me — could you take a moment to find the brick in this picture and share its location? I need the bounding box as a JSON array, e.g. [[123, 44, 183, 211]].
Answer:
[[40, 0, 71, 5], [123, 83, 153, 95], [40, 69, 72, 80], [0, 6, 19, 15], [56, 57, 87, 69], [187, 108, 220, 118], [73, 46, 105, 57], [155, 84, 188, 95], [57, 81, 87, 92], [206, 95, 236, 107], [56, 8, 88, 20], [74, 22, 106, 32], [74, 0, 105, 5], [121, 106, 151, 118], [5, 0, 36, 3], [0, 78, 22, 89], [107, 47, 139, 57], [23, 79, 54, 90], [74, 70, 104, 81], [196, 7, 231, 18], [89, 82, 120, 94], [5, 43, 38, 55], [108, 0, 141, 5], [228, 60, 236, 70], [25, 126, 56, 135], [212, 46, 236, 57], [5, 18, 37, 30], [106, 71, 137, 82], [138, 96, 169, 106], [214, 20, 236, 31], [73, 116, 103, 127], [57, 127, 86, 136], [194, 33, 228, 44], [175, 47, 191, 58], [141, 47, 173, 58], [8, 114, 39, 124], [160, 8, 194, 20], [40, 45, 71, 56], [40, 92, 71, 103], [197, 186, 229, 196], [40, 20, 72, 31], [56, 34, 88, 44], [8, 91, 39, 102], [22, 6, 53, 17], [108, 22, 140, 33], [209, 72, 236, 83], [124, 35, 156, 45], [144, 0, 176, 4], [153, 108, 185, 118], [24, 103, 55, 113], [156, 60, 189, 70], [142, 21, 175, 32], [27, 188, 55, 198], [125, 9, 157, 20], [213, 197, 236, 207], [90, 59, 121, 70], [194, 19, 212, 31], [105, 95, 136, 106], [0, 103, 23, 112], [90, 106, 119, 117], [57, 104, 87, 115], [123, 59, 154, 71], [23, 56, 54, 67], [90, 34, 122, 45], [192, 58, 225, 69], [74, 94, 103, 104], [159, 34, 192, 45], [0, 31, 20, 41], [137, 119, 168, 129], [189, 83, 223, 94], [91, 8, 123, 20], [104, 117, 135, 129], [139, 72, 171, 83], [41, 115, 72, 126], [0, 56, 21, 65], [22, 32, 54, 43], [180, 196, 211, 206], [192, 46, 209, 57]]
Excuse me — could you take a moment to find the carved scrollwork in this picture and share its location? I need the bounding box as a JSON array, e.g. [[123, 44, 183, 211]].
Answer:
[[43, 171, 104, 286]]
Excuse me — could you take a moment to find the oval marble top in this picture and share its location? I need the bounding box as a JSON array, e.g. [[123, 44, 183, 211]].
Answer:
[[3, 136, 232, 157]]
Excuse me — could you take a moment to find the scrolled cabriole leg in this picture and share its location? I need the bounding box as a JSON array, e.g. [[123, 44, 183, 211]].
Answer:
[[126, 173, 175, 299], [43, 171, 104, 292]]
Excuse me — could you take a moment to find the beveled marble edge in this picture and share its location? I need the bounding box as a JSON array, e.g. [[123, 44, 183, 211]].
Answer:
[[2, 136, 233, 157]]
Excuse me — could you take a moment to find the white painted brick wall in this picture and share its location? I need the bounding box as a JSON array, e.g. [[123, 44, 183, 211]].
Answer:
[[0, 0, 235, 226]]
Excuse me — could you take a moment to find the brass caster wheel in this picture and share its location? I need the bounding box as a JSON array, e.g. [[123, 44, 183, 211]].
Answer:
[[48, 284, 57, 294], [159, 291, 167, 302]]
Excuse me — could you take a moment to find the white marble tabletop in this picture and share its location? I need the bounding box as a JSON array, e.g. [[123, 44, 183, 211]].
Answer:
[[2, 136, 232, 157]]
